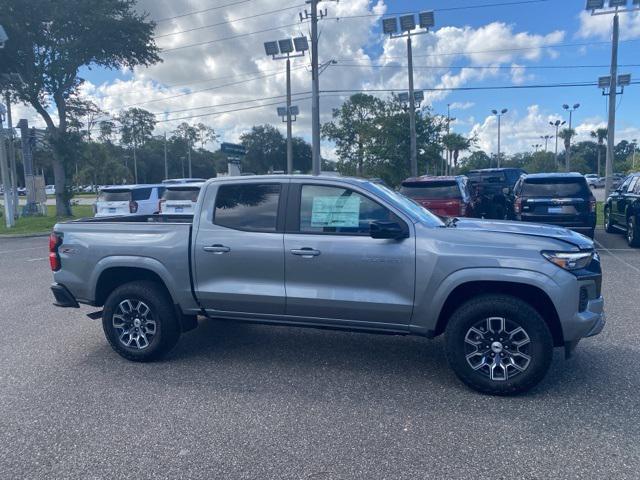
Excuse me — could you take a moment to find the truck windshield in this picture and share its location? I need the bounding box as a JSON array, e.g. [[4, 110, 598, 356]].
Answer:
[[401, 182, 461, 199], [364, 182, 445, 227], [98, 190, 131, 202], [522, 178, 589, 197]]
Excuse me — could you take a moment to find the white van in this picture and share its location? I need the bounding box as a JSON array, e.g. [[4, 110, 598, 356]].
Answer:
[[159, 183, 203, 215], [45, 185, 56, 195], [95, 185, 166, 217]]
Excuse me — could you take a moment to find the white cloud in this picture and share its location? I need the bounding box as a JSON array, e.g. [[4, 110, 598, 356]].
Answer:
[[449, 101, 475, 110], [576, 10, 640, 40]]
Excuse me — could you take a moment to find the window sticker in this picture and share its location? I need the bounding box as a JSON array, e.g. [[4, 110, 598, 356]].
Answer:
[[311, 195, 361, 228]]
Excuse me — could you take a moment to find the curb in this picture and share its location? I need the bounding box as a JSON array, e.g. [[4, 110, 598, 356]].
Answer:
[[0, 232, 51, 239]]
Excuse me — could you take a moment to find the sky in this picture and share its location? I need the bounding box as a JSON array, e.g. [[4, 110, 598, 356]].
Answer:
[[11, 0, 640, 160]]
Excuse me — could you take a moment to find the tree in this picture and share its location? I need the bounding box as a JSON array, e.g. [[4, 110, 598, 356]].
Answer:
[[98, 120, 117, 144], [590, 128, 607, 176], [240, 125, 286, 173], [460, 151, 491, 173], [195, 123, 218, 150], [442, 133, 474, 173], [558, 128, 576, 171], [0, 0, 161, 215], [322, 94, 385, 177], [119, 107, 156, 183]]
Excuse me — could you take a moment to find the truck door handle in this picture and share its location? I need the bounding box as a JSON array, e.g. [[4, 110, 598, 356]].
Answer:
[[203, 244, 231, 254], [290, 248, 321, 258]]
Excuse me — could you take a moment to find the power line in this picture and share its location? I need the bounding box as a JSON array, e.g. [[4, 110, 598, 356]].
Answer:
[[155, 3, 306, 38], [333, 63, 640, 70], [336, 39, 640, 62], [110, 66, 308, 109], [326, 0, 552, 21], [160, 21, 306, 52], [155, 0, 255, 23]]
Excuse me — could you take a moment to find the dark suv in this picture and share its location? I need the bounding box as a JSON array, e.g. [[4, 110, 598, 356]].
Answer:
[[513, 173, 596, 238], [604, 172, 640, 247], [467, 168, 526, 219], [400, 176, 476, 217]]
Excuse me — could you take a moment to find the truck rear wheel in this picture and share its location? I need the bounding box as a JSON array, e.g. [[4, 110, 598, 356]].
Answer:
[[102, 281, 181, 362], [627, 215, 640, 248], [445, 294, 553, 396]]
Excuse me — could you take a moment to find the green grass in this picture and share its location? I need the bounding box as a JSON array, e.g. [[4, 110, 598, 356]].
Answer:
[[597, 201, 604, 227], [0, 204, 94, 236]]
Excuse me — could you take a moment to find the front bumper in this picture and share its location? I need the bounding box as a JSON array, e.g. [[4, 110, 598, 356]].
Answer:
[[564, 295, 605, 358], [51, 283, 80, 308]]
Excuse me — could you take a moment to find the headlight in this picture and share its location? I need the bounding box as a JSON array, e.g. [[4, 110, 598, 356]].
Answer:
[[541, 251, 595, 271]]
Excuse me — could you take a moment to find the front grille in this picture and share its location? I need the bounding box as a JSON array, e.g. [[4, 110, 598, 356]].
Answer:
[[579, 287, 589, 312]]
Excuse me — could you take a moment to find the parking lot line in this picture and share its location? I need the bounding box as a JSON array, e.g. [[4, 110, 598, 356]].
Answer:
[[595, 240, 640, 275]]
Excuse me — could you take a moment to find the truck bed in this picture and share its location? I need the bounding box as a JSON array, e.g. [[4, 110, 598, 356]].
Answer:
[[53, 215, 198, 310]]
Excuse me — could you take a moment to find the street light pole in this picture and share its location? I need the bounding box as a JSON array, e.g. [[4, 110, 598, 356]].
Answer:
[[164, 132, 168, 180], [0, 105, 14, 227], [633, 138, 638, 170], [310, 0, 321, 176], [492, 109, 508, 168], [562, 103, 580, 171], [550, 120, 566, 170], [383, 11, 435, 177], [286, 55, 293, 175]]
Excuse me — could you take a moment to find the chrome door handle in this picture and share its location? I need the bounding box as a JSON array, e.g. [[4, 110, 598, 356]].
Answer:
[[290, 248, 321, 258], [203, 244, 231, 254]]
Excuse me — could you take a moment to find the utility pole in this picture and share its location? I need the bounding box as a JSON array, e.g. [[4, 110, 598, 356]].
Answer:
[[133, 146, 138, 184], [0, 104, 14, 227], [187, 138, 192, 178], [587, 0, 639, 198], [286, 55, 293, 174], [308, 0, 322, 176], [5, 94, 17, 215], [606, 14, 619, 198], [164, 132, 168, 180], [633, 138, 637, 170], [446, 104, 451, 176]]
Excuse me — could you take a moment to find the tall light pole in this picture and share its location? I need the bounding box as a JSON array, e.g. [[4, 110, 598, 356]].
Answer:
[[383, 11, 435, 178], [532, 144, 542, 153], [587, 0, 639, 198], [0, 103, 13, 228], [540, 135, 553, 152], [633, 138, 638, 170], [491, 109, 508, 167], [164, 132, 168, 180], [550, 120, 566, 169], [264, 37, 308, 174], [562, 103, 580, 171]]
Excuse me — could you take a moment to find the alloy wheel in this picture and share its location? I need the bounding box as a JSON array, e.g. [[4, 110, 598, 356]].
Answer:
[[112, 299, 157, 350], [464, 317, 531, 381]]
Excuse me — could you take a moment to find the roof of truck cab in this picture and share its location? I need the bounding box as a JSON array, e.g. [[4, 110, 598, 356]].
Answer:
[[522, 172, 585, 180]]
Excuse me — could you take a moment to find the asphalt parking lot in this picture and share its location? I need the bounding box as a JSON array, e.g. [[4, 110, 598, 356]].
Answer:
[[1, 230, 639, 479]]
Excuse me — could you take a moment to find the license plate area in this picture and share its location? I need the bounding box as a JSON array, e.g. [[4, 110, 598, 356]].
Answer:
[[548, 206, 563, 214], [175, 207, 183, 213], [109, 208, 116, 213]]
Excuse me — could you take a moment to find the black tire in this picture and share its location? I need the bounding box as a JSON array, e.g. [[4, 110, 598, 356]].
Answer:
[[102, 281, 181, 362], [604, 207, 616, 233], [445, 294, 553, 396], [627, 215, 640, 248]]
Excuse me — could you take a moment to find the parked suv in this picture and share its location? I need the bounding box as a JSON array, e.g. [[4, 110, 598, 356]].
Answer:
[[604, 173, 640, 247], [467, 168, 526, 219], [400, 176, 475, 217], [95, 185, 166, 217], [513, 173, 596, 238], [159, 183, 203, 215]]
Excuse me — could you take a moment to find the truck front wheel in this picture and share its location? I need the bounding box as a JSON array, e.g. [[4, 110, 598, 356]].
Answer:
[[445, 294, 553, 396], [102, 281, 181, 362]]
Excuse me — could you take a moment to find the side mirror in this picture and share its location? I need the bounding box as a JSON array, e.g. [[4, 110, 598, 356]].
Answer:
[[370, 221, 408, 240]]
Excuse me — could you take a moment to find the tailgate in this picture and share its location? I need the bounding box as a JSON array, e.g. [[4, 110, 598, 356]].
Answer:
[[523, 197, 588, 216], [96, 201, 129, 216]]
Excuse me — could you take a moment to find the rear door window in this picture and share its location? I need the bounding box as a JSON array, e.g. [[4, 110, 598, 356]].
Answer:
[[214, 183, 281, 232], [401, 181, 462, 199], [628, 177, 639, 193], [522, 178, 590, 197], [131, 188, 152, 201], [98, 190, 131, 202]]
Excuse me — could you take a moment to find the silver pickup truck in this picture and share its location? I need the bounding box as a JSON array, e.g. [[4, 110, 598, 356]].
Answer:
[[50, 175, 605, 395]]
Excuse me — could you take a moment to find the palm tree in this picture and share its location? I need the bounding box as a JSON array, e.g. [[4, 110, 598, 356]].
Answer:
[[558, 128, 576, 171], [590, 128, 608, 176], [442, 133, 474, 174]]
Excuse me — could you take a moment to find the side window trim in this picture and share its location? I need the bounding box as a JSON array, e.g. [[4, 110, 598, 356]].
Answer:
[[288, 182, 409, 237], [211, 182, 286, 233]]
